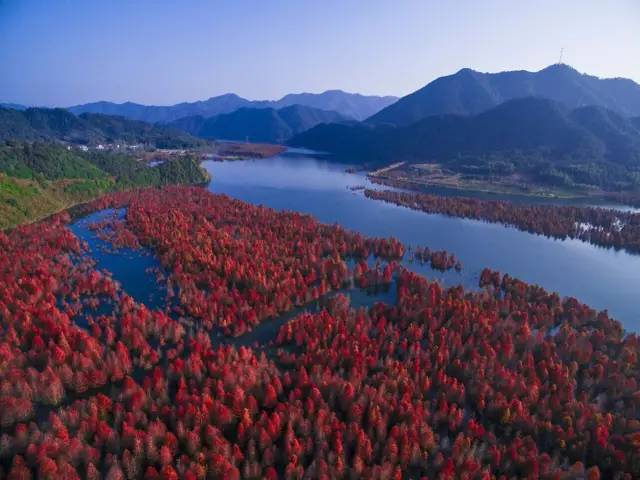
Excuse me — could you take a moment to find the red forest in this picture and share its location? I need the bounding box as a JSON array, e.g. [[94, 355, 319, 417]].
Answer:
[[0, 186, 638, 479], [365, 188, 640, 254], [410, 247, 462, 272]]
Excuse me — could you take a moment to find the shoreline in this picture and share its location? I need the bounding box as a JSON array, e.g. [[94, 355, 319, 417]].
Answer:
[[209, 141, 286, 161], [367, 164, 638, 208]]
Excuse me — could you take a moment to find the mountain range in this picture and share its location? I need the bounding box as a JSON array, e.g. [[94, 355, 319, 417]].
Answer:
[[68, 90, 397, 123], [0, 103, 27, 111], [290, 97, 640, 188], [368, 64, 640, 126], [0, 107, 206, 148], [5, 63, 640, 181], [169, 105, 349, 143]]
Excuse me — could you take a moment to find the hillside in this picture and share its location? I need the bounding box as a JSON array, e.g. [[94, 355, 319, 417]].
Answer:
[[68, 90, 397, 123], [368, 64, 640, 126], [0, 141, 209, 189], [290, 97, 640, 190], [0, 141, 209, 228], [0, 107, 206, 148], [170, 105, 349, 143]]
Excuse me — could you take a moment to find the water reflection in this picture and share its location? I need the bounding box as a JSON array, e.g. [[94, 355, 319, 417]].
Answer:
[[70, 209, 167, 310]]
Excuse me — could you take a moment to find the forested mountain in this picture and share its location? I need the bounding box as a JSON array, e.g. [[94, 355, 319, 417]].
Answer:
[[0, 107, 206, 148], [290, 97, 640, 188], [170, 105, 349, 143], [68, 90, 397, 123], [368, 64, 640, 126]]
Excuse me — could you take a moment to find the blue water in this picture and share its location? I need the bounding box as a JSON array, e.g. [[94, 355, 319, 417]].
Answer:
[[219, 285, 397, 349], [67, 152, 640, 331], [203, 152, 640, 330], [70, 209, 167, 310]]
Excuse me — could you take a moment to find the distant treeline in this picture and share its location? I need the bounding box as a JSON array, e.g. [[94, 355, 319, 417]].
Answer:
[[365, 188, 640, 253]]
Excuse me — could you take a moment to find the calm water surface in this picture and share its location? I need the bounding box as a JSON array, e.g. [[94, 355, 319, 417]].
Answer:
[[203, 152, 640, 330], [70, 209, 167, 309]]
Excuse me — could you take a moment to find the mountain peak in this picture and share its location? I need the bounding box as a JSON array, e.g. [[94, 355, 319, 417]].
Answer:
[[205, 93, 244, 101], [169, 103, 348, 143], [273, 91, 397, 120], [292, 95, 640, 176], [539, 63, 580, 75], [368, 65, 640, 125], [455, 67, 480, 76], [317, 89, 347, 95]]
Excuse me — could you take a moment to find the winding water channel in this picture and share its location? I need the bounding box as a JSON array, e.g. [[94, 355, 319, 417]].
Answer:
[[70, 149, 640, 333]]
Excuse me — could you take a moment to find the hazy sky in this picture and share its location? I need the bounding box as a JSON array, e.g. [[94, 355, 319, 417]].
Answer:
[[1, 0, 639, 107]]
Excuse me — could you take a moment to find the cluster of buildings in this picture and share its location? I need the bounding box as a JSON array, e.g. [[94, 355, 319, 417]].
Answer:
[[67, 143, 143, 152]]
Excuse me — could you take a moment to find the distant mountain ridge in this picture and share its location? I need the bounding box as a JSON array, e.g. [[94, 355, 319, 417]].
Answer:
[[0, 103, 27, 111], [69, 90, 398, 123], [290, 97, 640, 173], [68, 94, 250, 125], [368, 64, 640, 125], [0, 107, 206, 148], [272, 91, 397, 120], [169, 105, 349, 143]]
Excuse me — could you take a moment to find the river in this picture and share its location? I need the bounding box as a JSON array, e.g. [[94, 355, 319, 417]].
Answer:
[[200, 150, 640, 330]]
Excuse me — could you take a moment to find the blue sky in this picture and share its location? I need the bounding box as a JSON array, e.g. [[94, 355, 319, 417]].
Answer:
[[1, 0, 639, 106]]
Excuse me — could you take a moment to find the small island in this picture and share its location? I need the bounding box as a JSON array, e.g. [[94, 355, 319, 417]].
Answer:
[[209, 141, 286, 161]]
